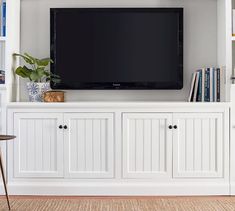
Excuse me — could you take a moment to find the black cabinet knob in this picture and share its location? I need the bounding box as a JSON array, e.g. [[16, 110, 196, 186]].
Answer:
[[174, 125, 178, 129], [168, 125, 173, 129], [59, 125, 63, 129], [64, 125, 68, 129]]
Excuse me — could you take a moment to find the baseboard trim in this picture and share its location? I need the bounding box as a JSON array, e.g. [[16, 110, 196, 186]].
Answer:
[[7, 182, 230, 196], [0, 184, 5, 195], [229, 183, 235, 195]]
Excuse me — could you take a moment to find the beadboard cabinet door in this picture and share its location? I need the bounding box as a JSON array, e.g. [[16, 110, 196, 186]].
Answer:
[[122, 113, 173, 179], [13, 113, 64, 178], [64, 113, 114, 178], [173, 113, 224, 178]]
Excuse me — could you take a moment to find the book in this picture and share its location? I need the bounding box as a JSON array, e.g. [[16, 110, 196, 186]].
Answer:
[[193, 72, 200, 102], [209, 68, 214, 102], [217, 68, 220, 102], [205, 68, 210, 102], [197, 70, 202, 102], [213, 68, 217, 102], [0, 69, 5, 84], [188, 72, 197, 102], [201, 68, 205, 102], [0, 4, 2, 37], [204, 69, 208, 102], [0, 3, 2, 37], [2, 1, 6, 37], [189, 67, 225, 103]]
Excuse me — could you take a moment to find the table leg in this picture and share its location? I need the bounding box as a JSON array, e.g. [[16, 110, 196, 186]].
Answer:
[[0, 148, 10, 210]]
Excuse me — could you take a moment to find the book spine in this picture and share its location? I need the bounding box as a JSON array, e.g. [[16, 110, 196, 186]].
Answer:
[[0, 5, 2, 36], [209, 68, 213, 102], [217, 68, 220, 102], [214, 68, 217, 102], [188, 73, 197, 102], [2, 1, 6, 37], [204, 70, 208, 102], [193, 72, 199, 102], [201, 68, 205, 102], [205, 68, 210, 102], [0, 3, 2, 37], [197, 70, 202, 102]]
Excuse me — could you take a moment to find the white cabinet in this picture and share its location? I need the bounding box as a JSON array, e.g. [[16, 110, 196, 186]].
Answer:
[[123, 112, 226, 179], [13, 113, 64, 178], [173, 113, 224, 178], [7, 103, 230, 195], [11, 112, 114, 179], [64, 113, 114, 178], [122, 113, 172, 179]]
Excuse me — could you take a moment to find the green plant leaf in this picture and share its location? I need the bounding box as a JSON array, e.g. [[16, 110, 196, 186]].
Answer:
[[15, 66, 31, 79], [51, 78, 61, 83], [50, 73, 60, 78], [36, 58, 53, 67], [13, 52, 57, 82], [36, 68, 45, 77], [29, 71, 40, 82], [13, 53, 35, 65], [24, 53, 37, 64], [44, 71, 50, 76]]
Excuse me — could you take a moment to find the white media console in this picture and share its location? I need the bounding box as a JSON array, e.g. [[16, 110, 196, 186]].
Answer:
[[1, 0, 235, 196], [6, 101, 231, 195]]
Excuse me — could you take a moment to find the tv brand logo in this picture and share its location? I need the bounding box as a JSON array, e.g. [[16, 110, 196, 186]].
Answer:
[[112, 83, 121, 87]]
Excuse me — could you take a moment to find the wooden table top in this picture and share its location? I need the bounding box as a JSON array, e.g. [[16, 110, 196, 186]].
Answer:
[[0, 135, 16, 141]]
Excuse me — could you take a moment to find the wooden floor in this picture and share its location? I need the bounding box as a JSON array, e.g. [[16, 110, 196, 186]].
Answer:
[[0, 196, 234, 211]]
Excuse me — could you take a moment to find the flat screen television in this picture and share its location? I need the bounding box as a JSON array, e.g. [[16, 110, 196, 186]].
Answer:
[[50, 8, 183, 89]]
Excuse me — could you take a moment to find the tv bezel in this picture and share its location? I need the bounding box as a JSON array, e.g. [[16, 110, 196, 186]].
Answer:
[[50, 8, 183, 90]]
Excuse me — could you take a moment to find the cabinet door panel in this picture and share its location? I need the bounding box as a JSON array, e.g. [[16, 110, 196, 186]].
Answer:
[[122, 113, 172, 179], [173, 113, 223, 178], [13, 113, 63, 178], [64, 113, 114, 178]]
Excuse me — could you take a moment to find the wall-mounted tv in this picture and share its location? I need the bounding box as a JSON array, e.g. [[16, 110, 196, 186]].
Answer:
[[50, 8, 183, 90]]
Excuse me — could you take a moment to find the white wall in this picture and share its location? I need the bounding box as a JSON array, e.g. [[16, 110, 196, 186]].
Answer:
[[20, 0, 218, 102]]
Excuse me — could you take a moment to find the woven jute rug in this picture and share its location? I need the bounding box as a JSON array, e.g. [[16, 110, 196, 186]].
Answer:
[[0, 196, 234, 211]]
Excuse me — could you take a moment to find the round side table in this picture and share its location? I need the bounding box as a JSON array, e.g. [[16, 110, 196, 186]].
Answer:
[[0, 135, 16, 210]]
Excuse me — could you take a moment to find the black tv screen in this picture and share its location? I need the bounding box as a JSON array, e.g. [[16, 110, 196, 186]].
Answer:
[[50, 8, 183, 89]]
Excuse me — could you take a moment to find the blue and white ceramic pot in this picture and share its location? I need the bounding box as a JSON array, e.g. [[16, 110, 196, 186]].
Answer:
[[26, 82, 51, 102]]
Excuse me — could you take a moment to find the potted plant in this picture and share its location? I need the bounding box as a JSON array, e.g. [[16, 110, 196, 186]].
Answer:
[[13, 53, 60, 102]]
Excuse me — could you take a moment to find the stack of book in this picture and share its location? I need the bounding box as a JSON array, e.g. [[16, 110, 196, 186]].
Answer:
[[0, 70, 5, 84], [188, 67, 225, 102], [0, 0, 6, 37]]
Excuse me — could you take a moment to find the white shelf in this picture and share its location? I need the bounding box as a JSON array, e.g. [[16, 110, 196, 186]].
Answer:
[[232, 36, 235, 41], [0, 37, 6, 41], [6, 101, 230, 109]]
